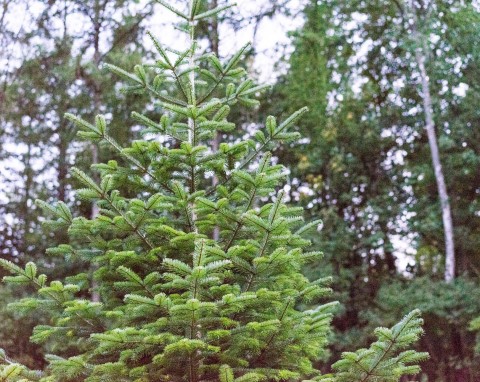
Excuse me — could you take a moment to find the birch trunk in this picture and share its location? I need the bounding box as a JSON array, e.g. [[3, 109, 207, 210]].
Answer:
[[410, 7, 455, 282]]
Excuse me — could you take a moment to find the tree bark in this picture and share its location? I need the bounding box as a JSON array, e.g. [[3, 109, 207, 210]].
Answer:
[[410, 3, 455, 282], [209, 0, 221, 242], [89, 0, 103, 302]]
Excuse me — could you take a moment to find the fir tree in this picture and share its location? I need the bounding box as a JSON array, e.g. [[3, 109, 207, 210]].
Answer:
[[0, 1, 427, 380]]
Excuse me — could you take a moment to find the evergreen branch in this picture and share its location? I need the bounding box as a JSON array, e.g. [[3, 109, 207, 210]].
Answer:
[[146, 84, 188, 106], [67, 112, 164, 182], [0, 259, 23, 276], [172, 182, 196, 233], [132, 111, 183, 142], [100, 130, 173, 193], [268, 192, 284, 225], [72, 168, 155, 248], [191, 241, 206, 301], [189, 0, 202, 19], [218, 252, 255, 276], [295, 219, 323, 236], [225, 43, 251, 73], [174, 46, 194, 70], [155, 0, 188, 20], [222, 83, 271, 105], [105, 62, 187, 106], [194, 4, 236, 21], [198, 43, 250, 105], [164, 258, 192, 277], [103, 63, 143, 85], [68, 112, 173, 192], [196, 198, 243, 227], [102, 135, 145, 169], [198, 64, 227, 105], [359, 312, 421, 382], [223, 156, 270, 251], [219, 365, 234, 382], [147, 31, 172, 67], [0, 350, 42, 381], [71, 168, 103, 194], [206, 108, 307, 196], [333, 309, 428, 382], [104, 194, 154, 250], [243, 193, 284, 292], [255, 298, 293, 363], [1, 260, 103, 331], [171, 67, 191, 103]]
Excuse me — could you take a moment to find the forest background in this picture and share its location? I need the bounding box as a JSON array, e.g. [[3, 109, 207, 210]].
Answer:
[[0, 0, 479, 380]]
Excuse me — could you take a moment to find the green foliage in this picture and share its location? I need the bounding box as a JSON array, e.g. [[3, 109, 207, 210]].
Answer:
[[402, 2, 480, 279], [265, 1, 480, 381], [470, 316, 480, 354], [267, 1, 406, 374], [0, 0, 155, 368], [0, 1, 425, 381], [368, 277, 480, 381], [0, 287, 45, 370], [302, 311, 427, 382], [330, 310, 428, 382]]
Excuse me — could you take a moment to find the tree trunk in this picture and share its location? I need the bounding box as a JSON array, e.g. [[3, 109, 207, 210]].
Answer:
[[209, 0, 221, 241], [57, 138, 68, 202], [89, 0, 103, 302], [410, 4, 455, 282]]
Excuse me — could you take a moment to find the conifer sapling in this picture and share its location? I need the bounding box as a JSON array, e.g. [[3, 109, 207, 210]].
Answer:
[[0, 1, 427, 381]]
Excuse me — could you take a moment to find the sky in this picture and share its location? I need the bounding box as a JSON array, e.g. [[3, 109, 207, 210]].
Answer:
[[146, 0, 306, 82], [2, 0, 305, 81]]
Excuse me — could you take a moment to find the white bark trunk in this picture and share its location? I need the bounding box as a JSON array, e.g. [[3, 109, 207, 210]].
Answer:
[[412, 17, 455, 282]]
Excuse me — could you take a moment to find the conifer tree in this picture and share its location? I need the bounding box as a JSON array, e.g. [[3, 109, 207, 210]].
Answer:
[[0, 1, 427, 380]]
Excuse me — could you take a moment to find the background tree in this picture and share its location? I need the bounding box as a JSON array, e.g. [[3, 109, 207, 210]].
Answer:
[[0, 0, 154, 366], [265, 0, 408, 369], [407, 0, 455, 283], [263, 0, 480, 380]]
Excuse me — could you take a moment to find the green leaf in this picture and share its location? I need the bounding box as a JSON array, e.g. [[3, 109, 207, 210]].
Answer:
[[275, 107, 309, 135], [24, 262, 37, 279], [95, 115, 107, 135], [65, 113, 102, 136], [147, 31, 172, 67], [194, 4, 236, 20], [104, 63, 143, 84], [71, 168, 102, 194], [156, 0, 189, 19], [219, 365, 234, 382], [117, 266, 143, 285], [265, 116, 276, 136], [225, 43, 251, 72]]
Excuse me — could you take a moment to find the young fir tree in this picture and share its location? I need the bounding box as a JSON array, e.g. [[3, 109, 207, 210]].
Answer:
[[0, 1, 427, 380]]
